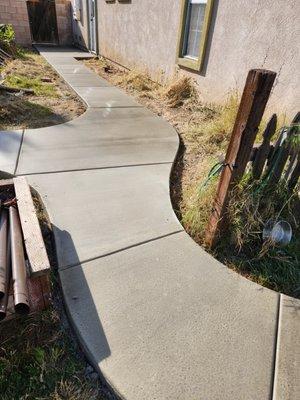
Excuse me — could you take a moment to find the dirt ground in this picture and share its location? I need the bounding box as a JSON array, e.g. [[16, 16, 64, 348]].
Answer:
[[0, 49, 85, 130]]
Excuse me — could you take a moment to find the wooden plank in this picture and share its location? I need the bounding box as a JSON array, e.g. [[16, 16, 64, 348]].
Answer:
[[284, 148, 297, 181], [268, 125, 298, 186], [0, 179, 14, 188], [0, 84, 34, 95], [252, 114, 277, 179], [205, 69, 276, 248], [284, 112, 300, 181], [13, 176, 50, 277]]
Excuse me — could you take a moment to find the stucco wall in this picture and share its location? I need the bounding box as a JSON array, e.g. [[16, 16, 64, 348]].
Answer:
[[92, 0, 299, 116], [0, 0, 31, 46], [71, 0, 89, 49]]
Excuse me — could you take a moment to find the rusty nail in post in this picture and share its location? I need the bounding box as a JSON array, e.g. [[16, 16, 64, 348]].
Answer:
[[9, 206, 30, 315], [0, 208, 9, 299]]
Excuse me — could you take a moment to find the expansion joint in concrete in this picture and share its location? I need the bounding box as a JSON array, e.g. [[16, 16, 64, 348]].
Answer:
[[59, 229, 185, 271]]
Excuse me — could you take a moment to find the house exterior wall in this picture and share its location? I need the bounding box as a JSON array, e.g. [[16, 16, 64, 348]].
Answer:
[[88, 0, 299, 116], [0, 0, 31, 46], [0, 0, 72, 46], [71, 0, 89, 49]]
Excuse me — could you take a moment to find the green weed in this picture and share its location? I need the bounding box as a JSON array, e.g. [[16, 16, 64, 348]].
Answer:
[[4, 74, 57, 97], [0, 309, 104, 400]]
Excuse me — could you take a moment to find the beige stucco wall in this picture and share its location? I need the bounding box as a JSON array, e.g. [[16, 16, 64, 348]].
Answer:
[[91, 0, 299, 117], [71, 0, 89, 49]]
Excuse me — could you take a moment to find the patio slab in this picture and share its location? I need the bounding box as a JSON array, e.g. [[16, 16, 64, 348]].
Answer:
[[59, 232, 279, 400], [27, 164, 182, 268], [16, 108, 178, 175], [0, 130, 23, 175]]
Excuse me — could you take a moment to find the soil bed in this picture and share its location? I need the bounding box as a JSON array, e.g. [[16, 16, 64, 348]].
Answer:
[[0, 49, 85, 130]]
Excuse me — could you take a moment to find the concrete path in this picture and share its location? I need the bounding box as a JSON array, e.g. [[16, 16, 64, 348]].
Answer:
[[0, 47, 299, 400]]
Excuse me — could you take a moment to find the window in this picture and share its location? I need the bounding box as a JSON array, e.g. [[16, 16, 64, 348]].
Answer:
[[177, 0, 214, 71]]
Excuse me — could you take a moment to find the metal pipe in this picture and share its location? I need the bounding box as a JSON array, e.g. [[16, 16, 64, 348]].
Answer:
[[0, 232, 11, 321], [0, 208, 9, 298], [9, 206, 30, 315]]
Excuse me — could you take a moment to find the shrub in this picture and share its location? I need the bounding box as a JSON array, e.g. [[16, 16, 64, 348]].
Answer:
[[0, 24, 15, 45]]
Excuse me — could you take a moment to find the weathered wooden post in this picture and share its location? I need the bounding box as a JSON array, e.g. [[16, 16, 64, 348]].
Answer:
[[205, 69, 276, 248]]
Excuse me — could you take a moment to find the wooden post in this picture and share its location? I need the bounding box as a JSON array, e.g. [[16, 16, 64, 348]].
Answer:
[[205, 69, 276, 248]]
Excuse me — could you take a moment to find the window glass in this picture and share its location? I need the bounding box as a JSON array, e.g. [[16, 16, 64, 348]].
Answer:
[[184, 0, 207, 59]]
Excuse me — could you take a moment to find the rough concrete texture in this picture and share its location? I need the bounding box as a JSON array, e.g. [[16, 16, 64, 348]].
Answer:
[[0, 47, 297, 399], [0, 130, 23, 175], [76, 0, 300, 116], [273, 295, 300, 400]]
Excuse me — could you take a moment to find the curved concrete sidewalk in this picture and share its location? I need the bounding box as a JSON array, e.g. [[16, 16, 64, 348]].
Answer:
[[0, 47, 299, 400]]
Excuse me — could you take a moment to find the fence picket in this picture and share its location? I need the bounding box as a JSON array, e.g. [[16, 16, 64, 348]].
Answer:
[[288, 156, 300, 190], [252, 114, 277, 179], [267, 129, 294, 186], [292, 111, 300, 123]]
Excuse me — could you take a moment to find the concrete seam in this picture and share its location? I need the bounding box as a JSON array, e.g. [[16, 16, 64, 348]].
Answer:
[[59, 230, 184, 271], [17, 161, 173, 177], [271, 293, 282, 400], [13, 128, 25, 176]]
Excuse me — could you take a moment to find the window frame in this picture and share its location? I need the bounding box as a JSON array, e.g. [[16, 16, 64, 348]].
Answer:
[[177, 0, 214, 72]]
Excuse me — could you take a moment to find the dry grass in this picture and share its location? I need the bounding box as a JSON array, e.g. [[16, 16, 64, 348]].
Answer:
[[163, 76, 198, 108], [113, 70, 159, 93], [180, 158, 219, 242], [0, 308, 106, 400], [0, 49, 85, 130], [84, 56, 299, 297]]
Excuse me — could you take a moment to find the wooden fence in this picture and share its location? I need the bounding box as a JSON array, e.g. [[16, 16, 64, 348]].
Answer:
[[205, 69, 299, 248]]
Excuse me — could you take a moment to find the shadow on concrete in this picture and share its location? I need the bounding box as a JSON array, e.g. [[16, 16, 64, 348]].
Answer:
[[53, 226, 112, 375], [0, 130, 23, 152]]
